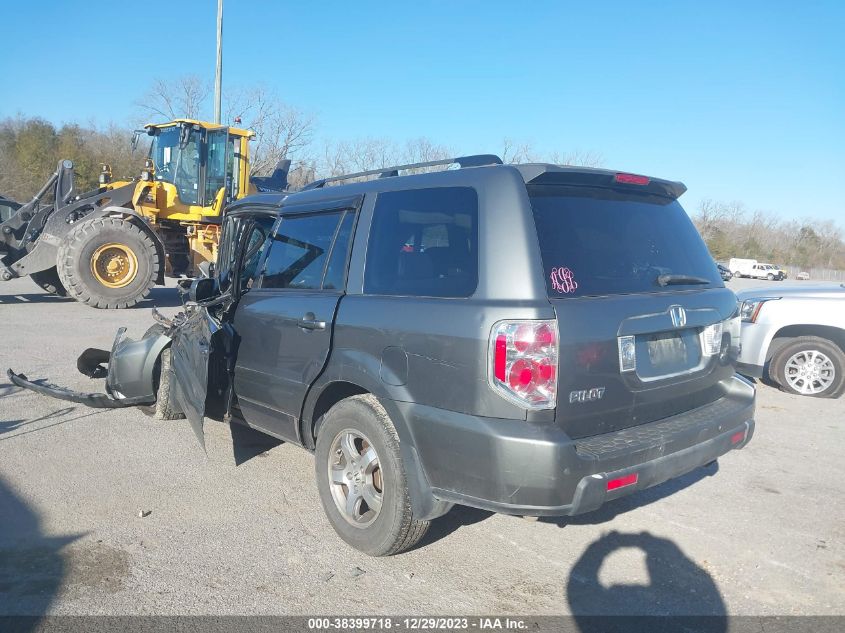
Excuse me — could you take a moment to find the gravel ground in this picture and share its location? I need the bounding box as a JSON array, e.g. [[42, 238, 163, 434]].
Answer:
[[0, 276, 843, 616]]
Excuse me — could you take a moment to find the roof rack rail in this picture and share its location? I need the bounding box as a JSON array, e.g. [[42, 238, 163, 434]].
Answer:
[[301, 154, 503, 191]]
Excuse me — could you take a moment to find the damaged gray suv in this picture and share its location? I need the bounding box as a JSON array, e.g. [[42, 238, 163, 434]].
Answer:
[[10, 155, 756, 555]]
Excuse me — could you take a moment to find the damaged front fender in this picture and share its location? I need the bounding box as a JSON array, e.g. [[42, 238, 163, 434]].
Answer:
[[107, 327, 172, 401], [7, 325, 173, 408]]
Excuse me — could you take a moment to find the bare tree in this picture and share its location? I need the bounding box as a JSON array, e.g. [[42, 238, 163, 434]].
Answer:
[[501, 138, 535, 164], [316, 137, 452, 183], [500, 139, 604, 167], [547, 148, 604, 167], [225, 86, 316, 175], [136, 75, 211, 121]]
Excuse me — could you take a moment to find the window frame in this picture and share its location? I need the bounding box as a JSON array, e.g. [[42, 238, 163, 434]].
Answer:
[[362, 186, 480, 299], [249, 195, 363, 294]]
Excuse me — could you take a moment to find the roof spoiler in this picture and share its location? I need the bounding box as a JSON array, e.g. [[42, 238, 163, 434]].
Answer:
[[517, 164, 687, 199]]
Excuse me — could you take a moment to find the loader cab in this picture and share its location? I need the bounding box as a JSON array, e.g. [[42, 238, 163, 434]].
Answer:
[[144, 120, 253, 214]]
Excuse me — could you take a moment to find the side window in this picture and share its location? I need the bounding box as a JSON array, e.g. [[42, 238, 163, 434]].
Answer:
[[260, 213, 343, 290], [240, 216, 277, 289], [322, 212, 356, 290], [364, 187, 478, 298], [217, 215, 247, 293]]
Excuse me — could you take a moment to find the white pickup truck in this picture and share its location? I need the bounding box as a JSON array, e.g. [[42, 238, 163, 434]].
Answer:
[[736, 284, 845, 397], [729, 258, 787, 280]]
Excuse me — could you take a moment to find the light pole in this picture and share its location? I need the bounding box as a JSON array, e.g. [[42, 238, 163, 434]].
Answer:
[[214, 0, 223, 124]]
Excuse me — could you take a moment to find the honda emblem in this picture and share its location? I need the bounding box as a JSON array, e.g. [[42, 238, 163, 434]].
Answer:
[[669, 305, 687, 328]]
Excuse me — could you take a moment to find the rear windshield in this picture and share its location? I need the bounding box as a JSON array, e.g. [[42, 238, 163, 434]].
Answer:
[[529, 186, 721, 298]]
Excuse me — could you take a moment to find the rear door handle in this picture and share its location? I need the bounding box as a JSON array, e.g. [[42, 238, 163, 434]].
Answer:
[[297, 318, 326, 331]]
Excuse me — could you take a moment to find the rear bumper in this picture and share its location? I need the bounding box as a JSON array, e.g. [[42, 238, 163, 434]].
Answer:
[[398, 375, 755, 516]]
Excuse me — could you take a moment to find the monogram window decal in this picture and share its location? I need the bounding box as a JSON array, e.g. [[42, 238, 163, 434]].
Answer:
[[550, 267, 578, 294]]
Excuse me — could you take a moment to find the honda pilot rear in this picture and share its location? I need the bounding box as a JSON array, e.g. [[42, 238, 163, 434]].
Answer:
[[404, 165, 755, 519]]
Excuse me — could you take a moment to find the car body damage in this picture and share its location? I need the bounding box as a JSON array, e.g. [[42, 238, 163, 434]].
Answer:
[[167, 299, 231, 450], [8, 291, 233, 451], [8, 317, 174, 409]]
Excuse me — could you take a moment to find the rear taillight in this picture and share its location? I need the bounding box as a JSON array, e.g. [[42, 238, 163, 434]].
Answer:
[[489, 320, 558, 409], [700, 322, 724, 356]]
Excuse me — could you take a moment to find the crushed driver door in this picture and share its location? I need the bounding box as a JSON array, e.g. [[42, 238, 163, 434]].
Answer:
[[170, 305, 222, 449]]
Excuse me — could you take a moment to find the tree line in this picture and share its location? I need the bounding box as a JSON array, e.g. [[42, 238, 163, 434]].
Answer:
[[692, 199, 845, 271]]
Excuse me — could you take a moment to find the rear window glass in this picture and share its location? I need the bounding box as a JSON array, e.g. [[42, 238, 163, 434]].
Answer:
[[529, 186, 721, 297], [364, 187, 478, 298]]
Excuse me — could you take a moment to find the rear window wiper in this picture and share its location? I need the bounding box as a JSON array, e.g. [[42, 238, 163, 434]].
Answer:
[[656, 274, 711, 287]]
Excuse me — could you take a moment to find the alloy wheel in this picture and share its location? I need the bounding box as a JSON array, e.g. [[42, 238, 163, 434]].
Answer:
[[784, 349, 835, 395], [327, 429, 383, 528]]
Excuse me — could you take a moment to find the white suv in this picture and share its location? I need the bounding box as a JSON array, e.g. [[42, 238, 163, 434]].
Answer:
[[737, 285, 845, 397]]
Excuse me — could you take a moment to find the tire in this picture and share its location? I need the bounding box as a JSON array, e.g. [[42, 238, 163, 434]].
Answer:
[[767, 273, 774, 281], [138, 325, 184, 420], [57, 216, 159, 309], [30, 266, 68, 296], [769, 336, 845, 398], [315, 394, 429, 556]]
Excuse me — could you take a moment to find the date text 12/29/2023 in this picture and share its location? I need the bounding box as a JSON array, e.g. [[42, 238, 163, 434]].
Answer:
[[307, 617, 528, 631]]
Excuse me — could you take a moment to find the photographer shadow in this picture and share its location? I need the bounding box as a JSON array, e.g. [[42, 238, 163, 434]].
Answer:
[[567, 530, 726, 633]]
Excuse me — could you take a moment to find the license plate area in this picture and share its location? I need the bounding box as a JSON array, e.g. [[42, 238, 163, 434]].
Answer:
[[635, 329, 702, 381]]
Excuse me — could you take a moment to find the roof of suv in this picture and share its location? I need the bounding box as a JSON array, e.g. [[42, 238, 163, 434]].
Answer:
[[231, 158, 687, 212]]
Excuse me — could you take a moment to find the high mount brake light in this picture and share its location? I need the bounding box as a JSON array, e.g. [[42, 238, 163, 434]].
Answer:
[[615, 173, 650, 185], [489, 320, 558, 410]]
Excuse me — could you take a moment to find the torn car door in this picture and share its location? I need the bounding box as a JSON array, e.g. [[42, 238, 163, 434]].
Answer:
[[169, 304, 222, 449]]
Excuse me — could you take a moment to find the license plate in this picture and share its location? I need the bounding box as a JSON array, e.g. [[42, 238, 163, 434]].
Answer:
[[646, 332, 688, 368]]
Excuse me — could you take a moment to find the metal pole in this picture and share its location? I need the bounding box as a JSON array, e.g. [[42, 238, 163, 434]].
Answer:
[[214, 0, 223, 124]]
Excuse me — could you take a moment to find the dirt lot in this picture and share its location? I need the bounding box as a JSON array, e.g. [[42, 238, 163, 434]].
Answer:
[[0, 276, 843, 616]]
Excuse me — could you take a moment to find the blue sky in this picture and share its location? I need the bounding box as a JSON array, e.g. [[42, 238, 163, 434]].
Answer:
[[1, 1, 843, 225]]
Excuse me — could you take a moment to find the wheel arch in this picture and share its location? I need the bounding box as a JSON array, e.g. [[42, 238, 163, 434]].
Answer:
[[302, 376, 452, 521], [306, 380, 370, 449], [766, 324, 845, 363]]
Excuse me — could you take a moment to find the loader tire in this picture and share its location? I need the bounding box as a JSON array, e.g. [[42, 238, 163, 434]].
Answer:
[[30, 266, 68, 297], [57, 216, 159, 309]]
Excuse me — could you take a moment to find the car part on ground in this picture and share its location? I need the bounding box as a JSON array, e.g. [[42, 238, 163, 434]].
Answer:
[[0, 120, 289, 309], [736, 284, 845, 398], [10, 156, 756, 555], [7, 321, 176, 408]]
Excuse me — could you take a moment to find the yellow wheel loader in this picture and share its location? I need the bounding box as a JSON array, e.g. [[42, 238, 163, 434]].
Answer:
[[0, 119, 290, 308]]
